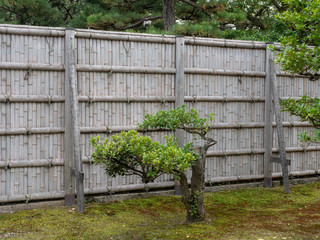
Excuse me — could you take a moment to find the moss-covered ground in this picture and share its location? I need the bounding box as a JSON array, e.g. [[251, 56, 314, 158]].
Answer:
[[1, 182, 320, 239]]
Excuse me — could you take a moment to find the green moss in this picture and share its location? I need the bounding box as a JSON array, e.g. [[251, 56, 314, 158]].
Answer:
[[1, 182, 320, 239]]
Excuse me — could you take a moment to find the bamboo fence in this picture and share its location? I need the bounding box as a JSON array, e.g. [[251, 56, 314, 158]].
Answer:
[[1, 24, 320, 204]]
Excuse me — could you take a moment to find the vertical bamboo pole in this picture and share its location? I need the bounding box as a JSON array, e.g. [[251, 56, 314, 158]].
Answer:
[[64, 29, 76, 206], [175, 36, 185, 195], [269, 49, 290, 194], [264, 44, 273, 187]]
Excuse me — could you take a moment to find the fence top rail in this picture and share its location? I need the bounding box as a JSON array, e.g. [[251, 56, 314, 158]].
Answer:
[[0, 24, 271, 48], [0, 23, 65, 31], [76, 28, 176, 38], [0, 24, 65, 37], [75, 28, 269, 48], [184, 37, 267, 49], [75, 31, 176, 44]]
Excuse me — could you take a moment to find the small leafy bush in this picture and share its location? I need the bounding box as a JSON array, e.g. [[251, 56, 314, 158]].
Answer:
[[281, 95, 320, 144], [90, 130, 197, 183]]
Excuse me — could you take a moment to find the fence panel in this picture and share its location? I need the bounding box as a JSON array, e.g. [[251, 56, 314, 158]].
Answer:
[[0, 26, 66, 203], [0, 25, 319, 204]]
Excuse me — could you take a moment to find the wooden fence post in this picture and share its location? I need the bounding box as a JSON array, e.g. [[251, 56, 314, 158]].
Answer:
[[175, 36, 185, 195], [64, 29, 76, 206], [264, 44, 273, 187], [64, 28, 85, 211]]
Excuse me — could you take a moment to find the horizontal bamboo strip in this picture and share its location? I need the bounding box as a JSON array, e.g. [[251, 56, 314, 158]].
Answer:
[[0, 127, 64, 135], [184, 96, 265, 102], [211, 122, 265, 129], [280, 122, 311, 127], [212, 121, 311, 129], [78, 96, 175, 103], [0, 26, 65, 37], [75, 64, 266, 77], [80, 126, 139, 134], [76, 65, 175, 74], [0, 159, 64, 168], [84, 182, 175, 195], [273, 43, 316, 51], [0, 192, 65, 203], [276, 71, 310, 78], [210, 175, 265, 183], [79, 121, 311, 134], [0, 23, 65, 31], [184, 37, 266, 49], [75, 31, 176, 44], [0, 62, 64, 71], [0, 95, 65, 103], [77, 28, 176, 38], [274, 146, 320, 153], [0, 95, 307, 104], [280, 97, 303, 101], [184, 68, 266, 77], [207, 149, 265, 157], [207, 145, 320, 157], [209, 170, 320, 183]]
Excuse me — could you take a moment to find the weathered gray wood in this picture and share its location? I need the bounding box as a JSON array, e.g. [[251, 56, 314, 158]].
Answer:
[[175, 36, 185, 110], [0, 26, 65, 37], [67, 29, 85, 212], [276, 72, 312, 78], [0, 192, 65, 203], [77, 96, 176, 103], [75, 31, 176, 43], [0, 62, 64, 71], [207, 146, 320, 157], [184, 96, 265, 102], [264, 46, 273, 187], [0, 159, 64, 168], [75, 65, 265, 77], [76, 65, 176, 74], [0, 127, 64, 135], [184, 68, 265, 77], [208, 170, 320, 183], [184, 38, 266, 49], [270, 55, 291, 194], [64, 29, 76, 206], [174, 36, 185, 195], [0, 95, 65, 103]]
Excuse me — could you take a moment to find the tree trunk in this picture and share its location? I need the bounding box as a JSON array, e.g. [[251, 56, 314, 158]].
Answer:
[[179, 154, 206, 223], [162, 0, 175, 31]]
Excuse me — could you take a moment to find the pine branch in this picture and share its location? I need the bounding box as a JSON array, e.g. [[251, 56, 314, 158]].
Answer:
[[271, 0, 286, 11], [179, 0, 213, 19], [116, 15, 162, 30]]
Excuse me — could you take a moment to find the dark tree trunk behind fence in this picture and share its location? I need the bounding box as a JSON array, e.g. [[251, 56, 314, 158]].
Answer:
[[162, 0, 175, 31]]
